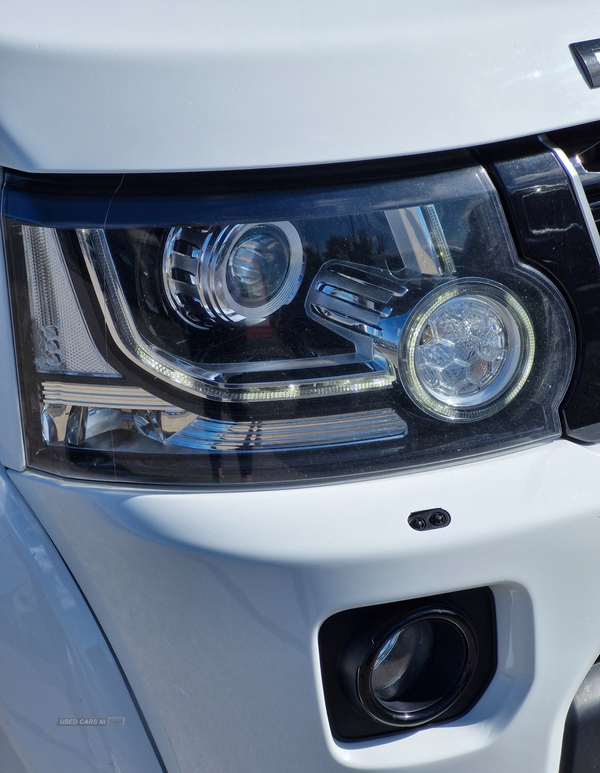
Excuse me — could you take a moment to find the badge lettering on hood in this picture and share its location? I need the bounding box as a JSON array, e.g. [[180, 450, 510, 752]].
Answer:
[[570, 40, 600, 88]]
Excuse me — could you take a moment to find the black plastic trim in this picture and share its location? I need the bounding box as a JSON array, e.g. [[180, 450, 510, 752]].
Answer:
[[408, 508, 451, 531], [560, 660, 600, 773], [570, 41, 600, 89], [2, 151, 471, 229], [490, 151, 600, 442], [318, 587, 496, 742]]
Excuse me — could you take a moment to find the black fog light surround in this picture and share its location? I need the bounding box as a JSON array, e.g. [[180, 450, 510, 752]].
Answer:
[[319, 588, 496, 741]]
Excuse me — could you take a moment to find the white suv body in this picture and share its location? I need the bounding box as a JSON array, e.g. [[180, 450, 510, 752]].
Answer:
[[2, 3, 600, 773]]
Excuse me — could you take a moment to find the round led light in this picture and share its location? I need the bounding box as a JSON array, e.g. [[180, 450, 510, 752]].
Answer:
[[163, 221, 305, 326], [399, 279, 535, 421], [357, 610, 478, 727]]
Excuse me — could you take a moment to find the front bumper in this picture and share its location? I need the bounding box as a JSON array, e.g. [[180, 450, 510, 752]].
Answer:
[[10, 437, 600, 773]]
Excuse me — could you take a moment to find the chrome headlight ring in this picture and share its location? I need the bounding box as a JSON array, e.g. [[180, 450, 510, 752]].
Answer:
[[163, 221, 305, 326]]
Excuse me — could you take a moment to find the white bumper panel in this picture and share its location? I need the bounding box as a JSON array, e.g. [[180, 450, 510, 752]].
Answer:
[[0, 467, 162, 773], [10, 439, 600, 773], [1, 0, 600, 172]]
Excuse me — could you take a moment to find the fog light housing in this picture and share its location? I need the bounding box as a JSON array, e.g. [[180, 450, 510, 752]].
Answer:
[[356, 610, 478, 727], [319, 588, 495, 741]]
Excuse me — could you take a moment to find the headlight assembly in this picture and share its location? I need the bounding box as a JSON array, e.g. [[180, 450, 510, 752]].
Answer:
[[2, 164, 575, 485]]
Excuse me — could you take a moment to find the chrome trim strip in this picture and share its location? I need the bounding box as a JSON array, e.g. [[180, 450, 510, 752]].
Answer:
[[167, 408, 408, 451], [539, 134, 600, 267], [42, 382, 174, 409], [41, 383, 408, 451]]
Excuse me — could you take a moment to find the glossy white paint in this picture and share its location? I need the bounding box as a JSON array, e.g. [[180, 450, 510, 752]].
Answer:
[[0, 466, 162, 773], [3, 3, 600, 772], [0, 0, 600, 172], [11, 439, 600, 773]]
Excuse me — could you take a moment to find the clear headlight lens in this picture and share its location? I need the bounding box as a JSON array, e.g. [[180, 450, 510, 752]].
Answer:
[[2, 164, 575, 485]]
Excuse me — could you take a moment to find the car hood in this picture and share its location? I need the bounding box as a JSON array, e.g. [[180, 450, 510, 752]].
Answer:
[[1, 0, 600, 173]]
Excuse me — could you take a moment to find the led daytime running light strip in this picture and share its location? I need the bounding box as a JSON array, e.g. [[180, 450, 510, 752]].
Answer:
[[77, 229, 396, 403]]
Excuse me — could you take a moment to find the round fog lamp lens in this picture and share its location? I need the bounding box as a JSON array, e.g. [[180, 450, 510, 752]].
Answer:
[[360, 612, 477, 727], [400, 280, 534, 421], [227, 225, 290, 307], [371, 620, 434, 702]]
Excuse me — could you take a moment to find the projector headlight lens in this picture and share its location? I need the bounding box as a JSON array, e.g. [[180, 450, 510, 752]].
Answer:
[[400, 279, 535, 421], [226, 224, 292, 307], [163, 221, 304, 326]]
